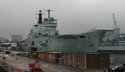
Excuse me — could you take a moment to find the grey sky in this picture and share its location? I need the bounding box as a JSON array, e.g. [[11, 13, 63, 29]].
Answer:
[[0, 0, 125, 40]]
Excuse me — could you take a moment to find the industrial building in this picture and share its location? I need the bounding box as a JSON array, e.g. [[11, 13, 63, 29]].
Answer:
[[11, 35, 22, 42], [10, 35, 22, 51]]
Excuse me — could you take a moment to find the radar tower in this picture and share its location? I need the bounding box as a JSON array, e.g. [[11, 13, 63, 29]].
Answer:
[[38, 10, 43, 24]]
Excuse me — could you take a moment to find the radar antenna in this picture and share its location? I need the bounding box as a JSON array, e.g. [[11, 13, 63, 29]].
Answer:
[[44, 9, 53, 19]]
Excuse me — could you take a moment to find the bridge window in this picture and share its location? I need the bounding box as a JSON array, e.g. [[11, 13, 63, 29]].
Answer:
[[79, 35, 86, 38]]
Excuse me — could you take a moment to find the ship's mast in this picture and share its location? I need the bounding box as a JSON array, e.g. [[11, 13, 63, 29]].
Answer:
[[44, 9, 53, 19], [113, 13, 118, 29], [38, 10, 43, 24]]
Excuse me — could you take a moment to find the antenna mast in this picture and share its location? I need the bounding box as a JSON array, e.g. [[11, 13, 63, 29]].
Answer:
[[113, 13, 118, 29]]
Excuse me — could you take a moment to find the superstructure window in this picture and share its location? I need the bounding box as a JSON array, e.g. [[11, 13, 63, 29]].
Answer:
[[39, 41, 42, 43], [25, 44, 27, 46], [79, 35, 85, 38], [31, 41, 34, 46], [123, 37, 125, 39], [35, 36, 38, 38]]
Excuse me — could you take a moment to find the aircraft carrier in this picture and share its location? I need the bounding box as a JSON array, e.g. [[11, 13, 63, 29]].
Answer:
[[18, 10, 125, 71]]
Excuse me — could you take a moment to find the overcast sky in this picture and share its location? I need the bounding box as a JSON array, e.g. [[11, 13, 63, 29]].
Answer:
[[0, 0, 125, 40]]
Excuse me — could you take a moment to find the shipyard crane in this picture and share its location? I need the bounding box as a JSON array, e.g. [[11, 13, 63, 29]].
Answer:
[[113, 13, 118, 29], [112, 13, 120, 43]]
